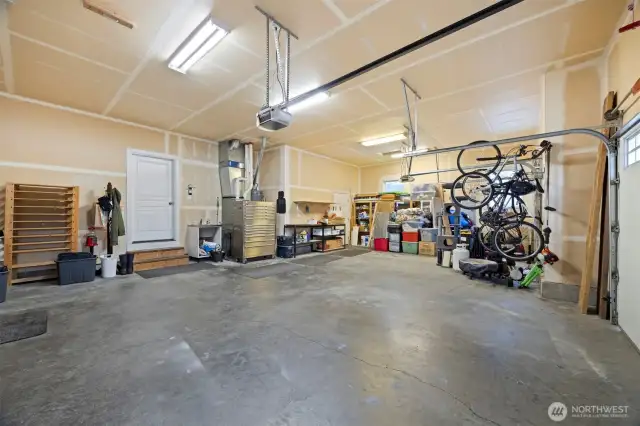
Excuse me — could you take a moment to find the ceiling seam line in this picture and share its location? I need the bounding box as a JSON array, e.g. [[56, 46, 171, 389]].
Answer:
[[171, 0, 582, 132], [230, 48, 601, 145], [102, 0, 202, 115], [0, 91, 218, 145], [359, 87, 391, 110], [349, 0, 581, 90], [321, 0, 349, 24], [127, 90, 196, 112], [169, 0, 395, 130], [9, 31, 129, 74]]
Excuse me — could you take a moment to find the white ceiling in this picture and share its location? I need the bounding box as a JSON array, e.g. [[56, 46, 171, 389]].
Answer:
[[0, 0, 626, 165]]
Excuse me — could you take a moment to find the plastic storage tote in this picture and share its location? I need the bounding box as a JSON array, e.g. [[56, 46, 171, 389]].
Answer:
[[277, 235, 294, 246], [387, 223, 402, 234], [389, 233, 401, 243], [389, 242, 401, 253], [56, 252, 96, 286], [296, 244, 313, 255], [402, 232, 419, 242], [0, 269, 7, 303], [402, 221, 422, 232], [419, 228, 438, 242], [402, 241, 419, 254], [374, 238, 389, 252], [277, 245, 294, 258]]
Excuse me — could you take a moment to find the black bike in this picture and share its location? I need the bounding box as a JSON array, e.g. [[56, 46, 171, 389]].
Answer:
[[450, 141, 552, 261]]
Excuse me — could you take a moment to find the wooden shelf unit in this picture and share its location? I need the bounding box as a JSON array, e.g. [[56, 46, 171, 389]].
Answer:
[[3, 183, 79, 285]]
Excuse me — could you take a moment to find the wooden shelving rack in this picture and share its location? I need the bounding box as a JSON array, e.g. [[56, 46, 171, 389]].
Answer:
[[3, 183, 79, 285]]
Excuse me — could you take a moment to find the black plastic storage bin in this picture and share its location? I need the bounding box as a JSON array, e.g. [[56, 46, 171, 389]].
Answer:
[[277, 245, 294, 259], [295, 244, 312, 255], [0, 269, 7, 303], [387, 224, 402, 234], [210, 251, 224, 263], [277, 235, 294, 246], [56, 252, 96, 286]]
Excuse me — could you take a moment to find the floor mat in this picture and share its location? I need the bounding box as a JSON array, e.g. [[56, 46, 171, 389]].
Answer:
[[137, 262, 216, 279], [290, 254, 341, 266], [334, 248, 370, 257], [232, 263, 306, 279]]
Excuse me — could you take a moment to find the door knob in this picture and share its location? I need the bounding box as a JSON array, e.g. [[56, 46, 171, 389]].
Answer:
[[169, 202, 174, 205]]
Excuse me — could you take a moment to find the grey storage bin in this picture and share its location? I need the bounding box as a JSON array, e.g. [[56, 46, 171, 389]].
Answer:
[[0, 269, 7, 303], [420, 228, 438, 242], [56, 253, 96, 286], [389, 233, 401, 243], [389, 242, 401, 253]]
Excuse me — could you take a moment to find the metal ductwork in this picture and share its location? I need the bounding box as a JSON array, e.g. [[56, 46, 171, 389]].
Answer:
[[218, 139, 246, 199]]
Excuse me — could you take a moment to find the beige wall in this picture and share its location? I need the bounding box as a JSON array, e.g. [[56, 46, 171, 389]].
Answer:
[[257, 146, 359, 228], [605, 23, 640, 348], [288, 147, 358, 224], [0, 96, 220, 254], [543, 63, 603, 286], [360, 153, 459, 194]]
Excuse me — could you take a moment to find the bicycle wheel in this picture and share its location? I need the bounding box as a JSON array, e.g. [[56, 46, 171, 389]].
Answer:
[[492, 221, 544, 261], [451, 172, 494, 210], [457, 141, 502, 175], [478, 224, 497, 253]]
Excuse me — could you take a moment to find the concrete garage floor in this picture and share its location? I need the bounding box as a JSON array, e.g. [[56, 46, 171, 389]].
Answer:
[[1, 251, 639, 426]]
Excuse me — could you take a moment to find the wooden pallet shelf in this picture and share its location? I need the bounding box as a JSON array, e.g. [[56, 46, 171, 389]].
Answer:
[[4, 183, 79, 285], [14, 233, 72, 239], [15, 206, 72, 209], [13, 240, 72, 246], [11, 274, 58, 284], [14, 198, 72, 202], [14, 213, 69, 216], [12, 261, 56, 269], [14, 227, 72, 231], [15, 190, 73, 195], [13, 247, 71, 254], [14, 220, 70, 223]]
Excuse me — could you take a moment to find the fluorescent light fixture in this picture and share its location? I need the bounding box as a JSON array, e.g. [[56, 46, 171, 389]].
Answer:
[[391, 148, 429, 159], [361, 134, 406, 147], [168, 16, 229, 74], [285, 92, 331, 113]]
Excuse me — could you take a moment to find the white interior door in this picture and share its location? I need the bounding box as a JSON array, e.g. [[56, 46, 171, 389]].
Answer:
[[333, 192, 352, 245], [132, 154, 175, 243]]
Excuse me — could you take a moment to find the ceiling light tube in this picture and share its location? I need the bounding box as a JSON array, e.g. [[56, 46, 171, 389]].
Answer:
[[361, 134, 406, 147], [285, 92, 330, 113], [169, 16, 229, 74], [391, 148, 429, 159]]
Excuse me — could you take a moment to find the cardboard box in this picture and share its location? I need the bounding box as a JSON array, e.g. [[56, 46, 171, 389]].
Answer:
[[419, 242, 437, 256], [324, 238, 344, 251]]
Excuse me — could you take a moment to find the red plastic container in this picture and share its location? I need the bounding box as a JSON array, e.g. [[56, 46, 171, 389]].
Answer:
[[374, 238, 389, 252], [402, 231, 419, 242]]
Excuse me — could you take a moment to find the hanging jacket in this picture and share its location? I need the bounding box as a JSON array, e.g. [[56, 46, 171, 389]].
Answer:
[[110, 187, 126, 245]]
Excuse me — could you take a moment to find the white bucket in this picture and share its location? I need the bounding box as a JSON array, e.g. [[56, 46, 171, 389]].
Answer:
[[100, 255, 117, 278]]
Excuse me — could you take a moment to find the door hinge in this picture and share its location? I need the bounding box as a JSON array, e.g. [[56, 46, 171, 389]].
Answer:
[[611, 269, 620, 282], [611, 223, 620, 234]]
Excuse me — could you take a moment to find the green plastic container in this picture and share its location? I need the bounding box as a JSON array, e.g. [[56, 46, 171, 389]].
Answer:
[[402, 241, 419, 255]]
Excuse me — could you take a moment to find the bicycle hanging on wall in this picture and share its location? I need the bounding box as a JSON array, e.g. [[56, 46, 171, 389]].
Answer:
[[450, 140, 555, 262]]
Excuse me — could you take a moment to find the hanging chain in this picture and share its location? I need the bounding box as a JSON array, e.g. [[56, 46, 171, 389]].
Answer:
[[264, 17, 270, 107], [286, 32, 291, 103], [272, 24, 286, 104]]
